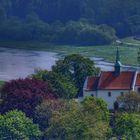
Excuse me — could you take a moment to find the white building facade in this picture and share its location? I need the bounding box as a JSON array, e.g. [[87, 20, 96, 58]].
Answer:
[[82, 48, 140, 109]]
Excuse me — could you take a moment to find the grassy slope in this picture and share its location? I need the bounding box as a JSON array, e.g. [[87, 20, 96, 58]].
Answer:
[[0, 37, 139, 66]]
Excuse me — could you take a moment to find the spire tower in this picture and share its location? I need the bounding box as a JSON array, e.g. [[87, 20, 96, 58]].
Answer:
[[114, 47, 121, 75]]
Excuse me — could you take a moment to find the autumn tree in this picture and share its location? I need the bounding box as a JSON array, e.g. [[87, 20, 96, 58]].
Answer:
[[0, 78, 55, 116]]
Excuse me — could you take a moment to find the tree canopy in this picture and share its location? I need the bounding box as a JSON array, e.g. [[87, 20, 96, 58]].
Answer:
[[32, 54, 99, 98], [52, 54, 99, 96], [34, 97, 111, 140], [0, 78, 55, 116], [0, 110, 42, 140], [0, 0, 140, 44], [114, 113, 140, 140]]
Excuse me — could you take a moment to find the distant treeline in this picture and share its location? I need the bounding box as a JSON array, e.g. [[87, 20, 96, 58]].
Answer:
[[0, 0, 140, 45]]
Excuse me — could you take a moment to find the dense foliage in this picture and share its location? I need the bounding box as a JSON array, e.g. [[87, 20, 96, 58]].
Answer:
[[52, 54, 99, 95], [32, 69, 78, 99], [114, 113, 140, 140], [32, 54, 99, 97], [0, 110, 42, 140], [0, 78, 55, 116], [45, 71, 78, 99], [117, 91, 140, 112], [1, 0, 140, 44], [34, 97, 111, 139]]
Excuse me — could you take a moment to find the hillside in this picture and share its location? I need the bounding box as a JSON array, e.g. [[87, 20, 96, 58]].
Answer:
[[0, 0, 140, 45]]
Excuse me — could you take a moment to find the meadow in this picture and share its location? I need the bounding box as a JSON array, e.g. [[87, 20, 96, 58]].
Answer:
[[0, 37, 139, 66]]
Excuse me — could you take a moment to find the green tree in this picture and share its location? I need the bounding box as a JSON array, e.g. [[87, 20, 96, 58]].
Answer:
[[0, 110, 42, 140], [34, 99, 71, 130], [35, 97, 111, 139], [31, 69, 49, 80], [82, 96, 109, 121], [52, 54, 99, 96], [32, 70, 78, 99], [45, 71, 78, 99], [115, 113, 140, 140]]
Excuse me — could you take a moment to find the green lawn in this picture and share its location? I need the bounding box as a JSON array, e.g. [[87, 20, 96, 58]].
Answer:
[[0, 37, 139, 66]]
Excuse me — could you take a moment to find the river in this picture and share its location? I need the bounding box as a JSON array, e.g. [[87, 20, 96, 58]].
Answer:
[[91, 57, 138, 71], [0, 47, 57, 81], [0, 47, 137, 81]]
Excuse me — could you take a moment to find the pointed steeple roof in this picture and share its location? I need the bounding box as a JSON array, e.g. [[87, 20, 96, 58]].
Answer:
[[116, 47, 120, 62], [114, 47, 121, 74]]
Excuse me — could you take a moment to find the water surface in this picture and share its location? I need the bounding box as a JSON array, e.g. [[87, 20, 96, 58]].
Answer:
[[0, 47, 137, 81], [0, 47, 57, 81]]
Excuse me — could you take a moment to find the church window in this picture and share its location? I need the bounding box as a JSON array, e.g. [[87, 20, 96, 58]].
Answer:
[[108, 92, 111, 97]]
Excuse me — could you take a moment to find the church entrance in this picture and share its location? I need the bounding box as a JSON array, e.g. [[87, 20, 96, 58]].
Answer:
[[114, 101, 119, 111]]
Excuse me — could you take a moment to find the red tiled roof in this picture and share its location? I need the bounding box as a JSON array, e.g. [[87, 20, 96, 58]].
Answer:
[[98, 71, 135, 90], [86, 77, 99, 91], [136, 73, 140, 86]]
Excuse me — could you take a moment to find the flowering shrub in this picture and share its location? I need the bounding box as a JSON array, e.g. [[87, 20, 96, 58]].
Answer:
[[0, 78, 55, 116]]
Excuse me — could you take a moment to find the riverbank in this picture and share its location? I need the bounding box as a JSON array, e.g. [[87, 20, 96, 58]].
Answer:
[[0, 45, 138, 81], [0, 37, 139, 66], [92, 57, 138, 71]]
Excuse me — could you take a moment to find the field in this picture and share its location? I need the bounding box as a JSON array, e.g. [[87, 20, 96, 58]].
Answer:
[[0, 37, 139, 66]]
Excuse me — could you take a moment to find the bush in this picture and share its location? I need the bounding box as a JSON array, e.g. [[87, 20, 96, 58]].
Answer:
[[0, 78, 55, 116]]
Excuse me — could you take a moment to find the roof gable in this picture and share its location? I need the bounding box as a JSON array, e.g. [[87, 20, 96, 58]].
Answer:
[[86, 77, 99, 91]]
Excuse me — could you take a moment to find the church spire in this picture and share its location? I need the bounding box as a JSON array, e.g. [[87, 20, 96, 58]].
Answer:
[[114, 47, 121, 75], [116, 47, 120, 62]]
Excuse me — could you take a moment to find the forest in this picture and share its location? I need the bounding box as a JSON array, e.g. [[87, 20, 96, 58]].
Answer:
[[0, 0, 140, 45]]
